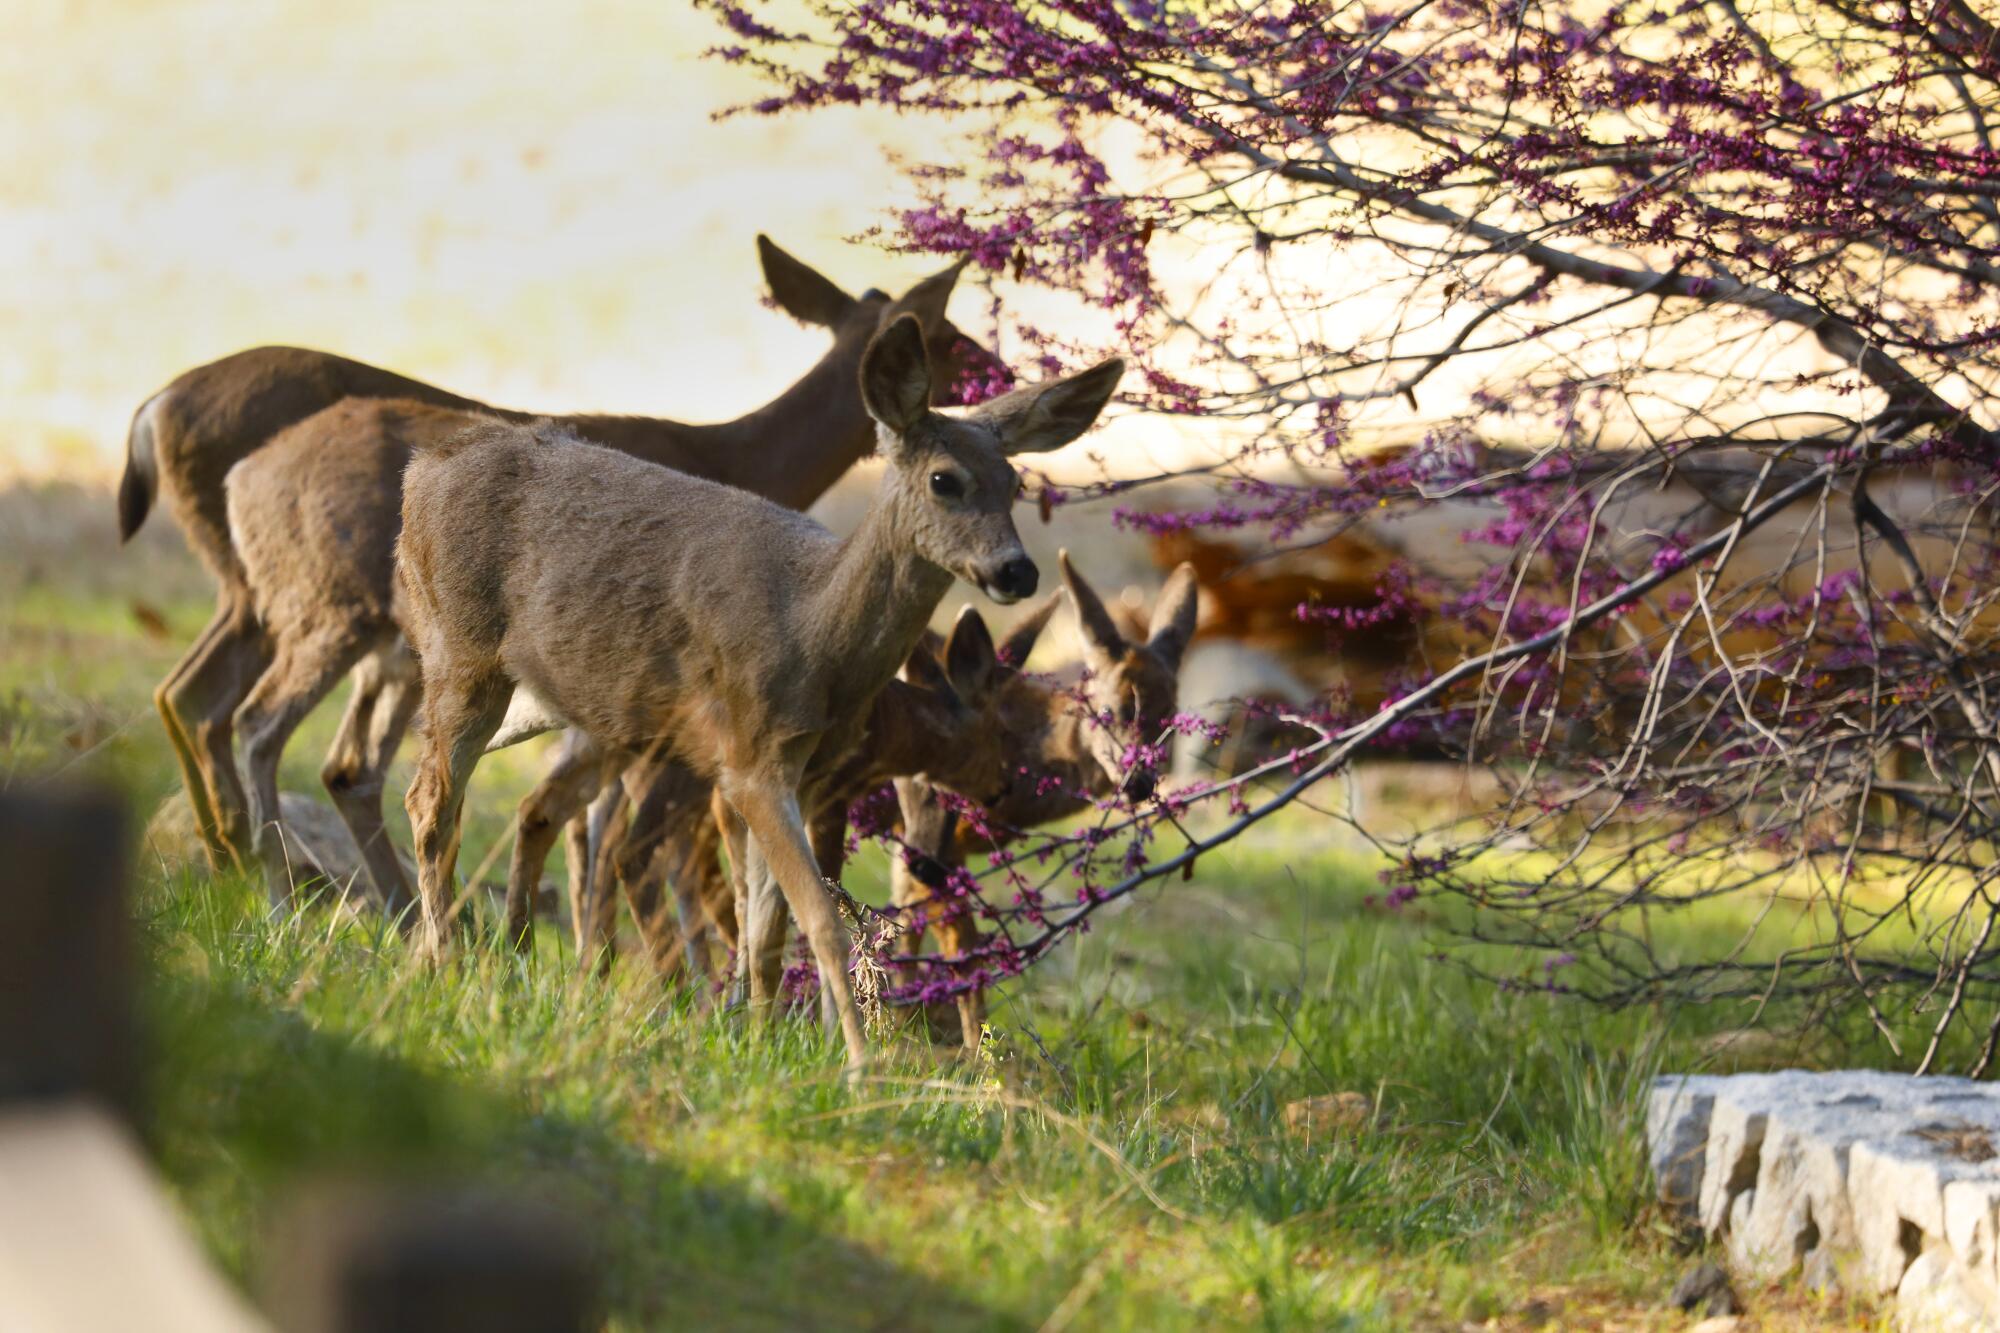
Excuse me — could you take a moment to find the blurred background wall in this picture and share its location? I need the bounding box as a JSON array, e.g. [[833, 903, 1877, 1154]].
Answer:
[[0, 0, 1016, 484]]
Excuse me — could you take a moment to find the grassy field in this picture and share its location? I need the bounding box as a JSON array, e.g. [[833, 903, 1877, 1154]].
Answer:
[[2, 484, 1896, 1330]]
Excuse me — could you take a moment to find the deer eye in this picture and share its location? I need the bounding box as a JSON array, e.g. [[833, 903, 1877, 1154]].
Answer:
[[929, 471, 965, 500], [1117, 691, 1138, 724]]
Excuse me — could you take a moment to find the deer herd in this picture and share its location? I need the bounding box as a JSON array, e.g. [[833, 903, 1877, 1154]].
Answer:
[[119, 237, 1194, 1072]]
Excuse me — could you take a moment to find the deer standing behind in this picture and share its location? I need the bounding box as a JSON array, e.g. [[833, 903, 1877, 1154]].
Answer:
[[563, 597, 1061, 988], [396, 316, 1122, 1069], [890, 552, 1198, 1046], [218, 240, 995, 910], [504, 604, 1058, 985], [122, 350, 496, 874], [128, 236, 992, 878]]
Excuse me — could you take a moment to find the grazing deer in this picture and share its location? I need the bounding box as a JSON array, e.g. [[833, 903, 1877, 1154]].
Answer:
[[126, 237, 997, 876], [720, 597, 1070, 1011], [217, 241, 996, 908], [396, 316, 1122, 1069], [891, 552, 1198, 1046], [522, 603, 1057, 986]]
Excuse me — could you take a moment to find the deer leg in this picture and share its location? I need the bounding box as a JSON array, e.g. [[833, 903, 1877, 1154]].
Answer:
[[744, 792, 852, 1000], [654, 826, 716, 980], [651, 819, 733, 984], [152, 596, 233, 869], [235, 628, 366, 908], [560, 808, 588, 944], [739, 845, 789, 1008], [713, 793, 754, 1006], [507, 732, 606, 954], [892, 778, 982, 1046], [405, 669, 512, 960], [560, 782, 618, 951], [158, 590, 270, 871], [724, 777, 867, 1071], [684, 807, 736, 951], [320, 638, 420, 915], [608, 764, 688, 982], [934, 885, 987, 1051], [578, 779, 632, 974], [806, 803, 856, 1034]]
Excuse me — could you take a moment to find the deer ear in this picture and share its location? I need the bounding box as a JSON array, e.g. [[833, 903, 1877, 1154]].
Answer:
[[1060, 549, 1124, 658], [1146, 562, 1200, 671], [894, 255, 969, 331], [943, 605, 1000, 700], [902, 631, 952, 694], [860, 315, 932, 437], [976, 358, 1123, 456], [759, 234, 855, 328], [998, 593, 1060, 669]]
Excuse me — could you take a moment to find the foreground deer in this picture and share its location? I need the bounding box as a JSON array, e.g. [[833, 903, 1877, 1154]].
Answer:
[[507, 604, 1055, 981], [217, 241, 993, 907], [128, 237, 994, 877], [550, 599, 1064, 989], [397, 317, 1121, 1068], [890, 552, 1197, 1045]]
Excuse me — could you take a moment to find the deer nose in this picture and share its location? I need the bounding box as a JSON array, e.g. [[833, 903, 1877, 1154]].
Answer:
[[992, 557, 1039, 600], [1121, 768, 1156, 802]]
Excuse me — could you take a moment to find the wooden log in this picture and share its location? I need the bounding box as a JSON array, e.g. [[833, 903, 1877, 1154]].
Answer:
[[0, 784, 267, 1331], [266, 1182, 597, 1333], [0, 783, 137, 1118]]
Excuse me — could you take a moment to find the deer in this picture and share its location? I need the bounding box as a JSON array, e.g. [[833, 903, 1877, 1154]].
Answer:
[[887, 552, 1198, 1047], [123, 236, 998, 879], [214, 240, 998, 909], [499, 603, 1057, 983], [395, 315, 1123, 1070]]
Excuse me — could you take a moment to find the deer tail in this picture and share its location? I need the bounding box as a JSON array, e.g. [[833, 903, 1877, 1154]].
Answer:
[[116, 391, 166, 544]]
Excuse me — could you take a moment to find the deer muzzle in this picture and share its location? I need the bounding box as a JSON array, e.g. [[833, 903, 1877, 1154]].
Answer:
[[977, 555, 1039, 604]]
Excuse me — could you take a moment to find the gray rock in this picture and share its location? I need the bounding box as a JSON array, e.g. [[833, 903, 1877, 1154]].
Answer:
[[1668, 1261, 1738, 1315], [1669, 1260, 1726, 1311], [142, 789, 408, 893], [1647, 1070, 2000, 1330], [1648, 1075, 1720, 1221], [144, 790, 561, 921], [1896, 1249, 1996, 1332]]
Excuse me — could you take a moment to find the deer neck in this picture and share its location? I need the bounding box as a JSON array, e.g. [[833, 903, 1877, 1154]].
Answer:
[[1048, 709, 1096, 781], [855, 681, 961, 788], [565, 331, 874, 511], [799, 490, 956, 713]]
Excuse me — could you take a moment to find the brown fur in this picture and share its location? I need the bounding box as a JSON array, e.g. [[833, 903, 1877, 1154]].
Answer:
[[505, 602, 1065, 990], [551, 613, 1045, 986], [891, 554, 1198, 1046], [215, 240, 994, 906], [125, 348, 496, 869], [129, 236, 992, 874], [395, 318, 1121, 1070]]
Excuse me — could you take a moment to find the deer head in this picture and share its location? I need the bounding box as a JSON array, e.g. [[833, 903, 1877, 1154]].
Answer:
[[894, 599, 1058, 799], [859, 315, 1121, 605], [758, 236, 1008, 407], [1061, 551, 1199, 801]]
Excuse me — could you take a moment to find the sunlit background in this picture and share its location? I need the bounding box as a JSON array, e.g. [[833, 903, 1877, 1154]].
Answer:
[[2, 0, 1869, 514], [1, 0, 1107, 485]]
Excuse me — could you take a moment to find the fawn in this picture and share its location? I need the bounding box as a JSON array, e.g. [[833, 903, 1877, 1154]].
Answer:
[[395, 316, 1122, 1068], [891, 552, 1198, 1045], [217, 240, 994, 907]]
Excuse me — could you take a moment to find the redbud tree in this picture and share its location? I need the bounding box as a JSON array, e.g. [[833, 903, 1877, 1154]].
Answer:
[[706, 0, 2000, 1072]]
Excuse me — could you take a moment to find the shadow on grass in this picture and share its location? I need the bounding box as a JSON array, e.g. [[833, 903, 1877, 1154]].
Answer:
[[145, 975, 1012, 1333]]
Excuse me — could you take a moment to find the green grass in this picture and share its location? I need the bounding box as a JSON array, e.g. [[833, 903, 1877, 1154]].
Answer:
[[3, 511, 1893, 1330], [137, 848, 1690, 1331]]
